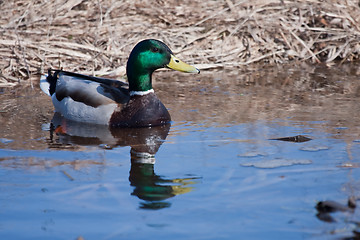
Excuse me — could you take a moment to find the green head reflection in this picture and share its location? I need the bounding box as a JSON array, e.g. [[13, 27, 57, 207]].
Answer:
[[129, 159, 198, 210]]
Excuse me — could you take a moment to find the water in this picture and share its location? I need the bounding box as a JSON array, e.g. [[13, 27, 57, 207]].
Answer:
[[1, 63, 360, 239]]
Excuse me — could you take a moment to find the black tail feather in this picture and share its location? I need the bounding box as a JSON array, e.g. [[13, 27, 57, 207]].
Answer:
[[47, 69, 60, 96]]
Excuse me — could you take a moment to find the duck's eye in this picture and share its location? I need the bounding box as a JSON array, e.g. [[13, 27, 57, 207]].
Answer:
[[151, 47, 159, 53]]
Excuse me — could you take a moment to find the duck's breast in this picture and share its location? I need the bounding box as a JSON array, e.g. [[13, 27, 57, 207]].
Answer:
[[110, 93, 171, 127]]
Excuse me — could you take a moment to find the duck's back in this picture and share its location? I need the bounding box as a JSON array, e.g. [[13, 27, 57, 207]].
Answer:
[[40, 71, 127, 125]]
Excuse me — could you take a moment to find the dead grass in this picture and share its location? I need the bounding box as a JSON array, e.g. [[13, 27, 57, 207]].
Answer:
[[0, 0, 359, 86]]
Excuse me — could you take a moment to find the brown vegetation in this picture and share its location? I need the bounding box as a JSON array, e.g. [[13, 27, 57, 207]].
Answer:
[[0, 0, 359, 86]]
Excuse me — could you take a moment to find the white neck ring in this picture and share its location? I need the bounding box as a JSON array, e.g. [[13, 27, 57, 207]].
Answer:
[[129, 89, 154, 96]]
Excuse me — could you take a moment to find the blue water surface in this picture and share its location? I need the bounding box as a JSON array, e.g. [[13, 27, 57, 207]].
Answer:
[[1, 120, 359, 240], [1, 65, 360, 239]]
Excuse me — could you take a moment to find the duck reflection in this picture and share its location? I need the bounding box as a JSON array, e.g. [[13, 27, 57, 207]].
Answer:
[[49, 113, 197, 209]]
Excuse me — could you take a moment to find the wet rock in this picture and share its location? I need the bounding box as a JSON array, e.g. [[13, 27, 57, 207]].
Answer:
[[316, 200, 352, 213], [270, 135, 312, 143], [315, 198, 358, 224]]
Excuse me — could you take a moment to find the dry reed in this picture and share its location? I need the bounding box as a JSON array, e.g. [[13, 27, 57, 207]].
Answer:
[[0, 0, 359, 86]]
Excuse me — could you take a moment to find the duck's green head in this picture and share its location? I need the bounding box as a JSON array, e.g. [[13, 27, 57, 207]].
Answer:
[[126, 39, 199, 92]]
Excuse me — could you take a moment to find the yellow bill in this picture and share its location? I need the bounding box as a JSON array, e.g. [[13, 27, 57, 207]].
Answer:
[[167, 54, 200, 74]]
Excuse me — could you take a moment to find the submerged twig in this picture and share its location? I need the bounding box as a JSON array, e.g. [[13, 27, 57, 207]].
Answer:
[[62, 170, 75, 181]]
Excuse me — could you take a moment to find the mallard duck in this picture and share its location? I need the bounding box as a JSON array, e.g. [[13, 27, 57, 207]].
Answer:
[[40, 39, 199, 127]]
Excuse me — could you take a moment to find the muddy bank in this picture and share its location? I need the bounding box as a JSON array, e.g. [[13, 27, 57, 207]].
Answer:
[[0, 0, 360, 86]]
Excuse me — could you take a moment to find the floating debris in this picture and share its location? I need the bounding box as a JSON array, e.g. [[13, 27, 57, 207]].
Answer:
[[338, 162, 360, 168], [241, 158, 312, 169], [237, 151, 267, 158], [300, 146, 330, 152]]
